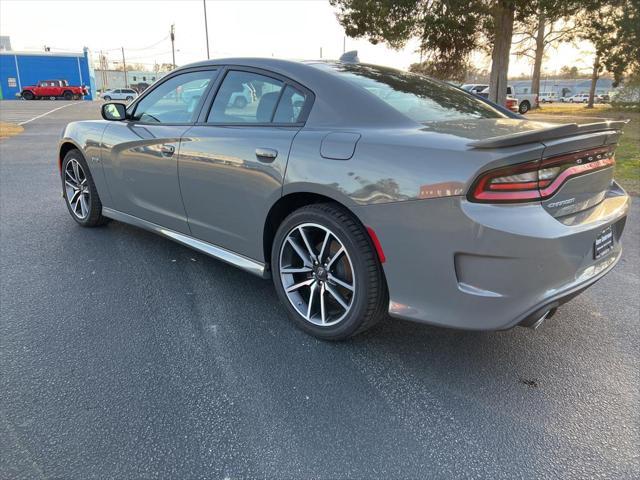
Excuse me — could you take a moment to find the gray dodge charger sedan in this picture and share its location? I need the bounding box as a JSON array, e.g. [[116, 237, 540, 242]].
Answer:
[[58, 55, 630, 340]]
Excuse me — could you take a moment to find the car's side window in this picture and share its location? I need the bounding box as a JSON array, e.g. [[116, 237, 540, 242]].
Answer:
[[273, 85, 308, 124], [207, 71, 285, 124], [131, 70, 217, 124]]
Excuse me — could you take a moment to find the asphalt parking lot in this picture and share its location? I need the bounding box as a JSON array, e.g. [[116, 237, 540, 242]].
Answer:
[[0, 100, 80, 125], [1, 100, 639, 479]]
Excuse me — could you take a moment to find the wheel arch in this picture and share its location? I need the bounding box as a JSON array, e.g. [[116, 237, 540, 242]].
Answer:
[[58, 140, 83, 172], [262, 191, 363, 264]]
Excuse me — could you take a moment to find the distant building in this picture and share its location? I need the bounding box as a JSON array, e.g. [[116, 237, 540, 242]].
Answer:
[[0, 36, 11, 52], [94, 69, 166, 92], [0, 48, 95, 100], [510, 78, 615, 98]]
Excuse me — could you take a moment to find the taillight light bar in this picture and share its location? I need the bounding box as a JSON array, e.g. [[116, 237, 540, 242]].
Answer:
[[468, 146, 615, 203]]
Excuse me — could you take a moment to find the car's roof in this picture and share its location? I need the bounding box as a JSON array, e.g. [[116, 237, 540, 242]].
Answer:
[[175, 57, 416, 128]]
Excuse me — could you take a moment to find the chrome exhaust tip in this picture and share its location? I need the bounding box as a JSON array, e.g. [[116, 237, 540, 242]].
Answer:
[[520, 307, 558, 330]]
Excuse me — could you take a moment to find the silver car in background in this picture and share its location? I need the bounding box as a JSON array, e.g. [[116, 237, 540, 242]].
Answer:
[[101, 88, 138, 102], [58, 56, 630, 340]]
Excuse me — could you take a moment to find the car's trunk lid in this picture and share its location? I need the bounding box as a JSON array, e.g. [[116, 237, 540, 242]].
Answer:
[[537, 129, 619, 218], [461, 118, 625, 218]]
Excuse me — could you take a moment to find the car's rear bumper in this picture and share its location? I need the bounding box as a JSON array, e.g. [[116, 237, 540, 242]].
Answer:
[[354, 182, 630, 330]]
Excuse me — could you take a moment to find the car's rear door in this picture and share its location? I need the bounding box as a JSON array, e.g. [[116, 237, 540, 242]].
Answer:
[[100, 68, 219, 234], [178, 67, 312, 260]]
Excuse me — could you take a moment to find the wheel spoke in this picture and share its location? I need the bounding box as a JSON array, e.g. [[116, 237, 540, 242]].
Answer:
[[306, 281, 317, 319], [285, 278, 315, 293], [287, 237, 312, 266], [298, 226, 318, 263], [328, 273, 354, 291], [318, 231, 331, 263], [79, 194, 88, 217], [65, 169, 78, 184], [320, 283, 326, 324], [281, 266, 313, 274], [65, 180, 78, 191], [326, 246, 345, 270], [72, 197, 81, 215], [326, 284, 349, 311], [72, 161, 81, 184]]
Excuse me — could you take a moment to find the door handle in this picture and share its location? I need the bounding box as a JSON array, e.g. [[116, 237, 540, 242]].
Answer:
[[161, 144, 176, 156], [255, 147, 278, 162]]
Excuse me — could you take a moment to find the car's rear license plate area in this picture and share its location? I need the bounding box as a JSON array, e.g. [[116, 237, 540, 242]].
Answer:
[[594, 225, 614, 259]]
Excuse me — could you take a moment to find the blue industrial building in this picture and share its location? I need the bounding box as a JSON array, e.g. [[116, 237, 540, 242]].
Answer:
[[0, 48, 95, 100]]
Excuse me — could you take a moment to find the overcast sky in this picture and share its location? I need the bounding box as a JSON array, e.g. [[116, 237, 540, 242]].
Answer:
[[1, 0, 596, 76]]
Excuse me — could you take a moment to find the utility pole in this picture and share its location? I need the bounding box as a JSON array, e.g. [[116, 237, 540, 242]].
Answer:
[[203, 0, 210, 59], [121, 47, 128, 88], [170, 24, 176, 69]]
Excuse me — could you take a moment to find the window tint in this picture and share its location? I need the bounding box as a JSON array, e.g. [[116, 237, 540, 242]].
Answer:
[[314, 63, 504, 123], [273, 85, 308, 123], [132, 70, 216, 123], [208, 71, 284, 123]]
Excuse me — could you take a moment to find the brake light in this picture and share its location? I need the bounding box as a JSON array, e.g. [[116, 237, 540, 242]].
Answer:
[[469, 146, 615, 203]]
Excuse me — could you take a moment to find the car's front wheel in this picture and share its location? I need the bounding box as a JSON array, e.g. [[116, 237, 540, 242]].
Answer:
[[271, 203, 387, 340], [103, 96, 111, 101], [61, 149, 109, 227], [519, 101, 530, 114], [21, 91, 34, 100]]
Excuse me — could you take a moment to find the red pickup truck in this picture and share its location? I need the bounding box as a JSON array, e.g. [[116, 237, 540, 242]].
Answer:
[[21, 80, 87, 100]]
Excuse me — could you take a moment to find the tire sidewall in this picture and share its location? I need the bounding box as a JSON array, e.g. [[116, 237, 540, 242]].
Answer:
[[271, 207, 377, 340], [519, 101, 530, 114]]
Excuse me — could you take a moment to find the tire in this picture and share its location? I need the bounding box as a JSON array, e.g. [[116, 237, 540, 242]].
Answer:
[[63, 91, 73, 100], [103, 96, 111, 101], [271, 203, 387, 340], [233, 96, 247, 109], [126, 96, 133, 101], [61, 149, 109, 227], [21, 90, 34, 100], [519, 101, 530, 114]]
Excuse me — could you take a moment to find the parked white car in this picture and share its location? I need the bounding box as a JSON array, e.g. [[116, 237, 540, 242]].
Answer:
[[102, 88, 138, 102], [567, 93, 605, 103], [478, 85, 538, 114], [539, 92, 557, 103]]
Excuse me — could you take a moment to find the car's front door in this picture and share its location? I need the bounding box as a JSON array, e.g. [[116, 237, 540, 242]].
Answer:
[[100, 69, 218, 234], [178, 69, 311, 260]]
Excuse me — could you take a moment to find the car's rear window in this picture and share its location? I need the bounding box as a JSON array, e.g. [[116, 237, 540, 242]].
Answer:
[[315, 63, 504, 123]]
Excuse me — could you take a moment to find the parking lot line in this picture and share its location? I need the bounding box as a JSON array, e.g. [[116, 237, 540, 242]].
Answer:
[[18, 103, 77, 126]]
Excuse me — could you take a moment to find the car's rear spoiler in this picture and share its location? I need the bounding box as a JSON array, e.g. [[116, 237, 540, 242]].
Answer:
[[469, 120, 628, 149]]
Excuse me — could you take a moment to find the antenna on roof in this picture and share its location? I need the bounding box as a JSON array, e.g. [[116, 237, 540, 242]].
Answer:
[[339, 50, 359, 64]]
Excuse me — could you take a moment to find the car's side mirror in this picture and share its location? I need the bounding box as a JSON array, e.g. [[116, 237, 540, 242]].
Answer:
[[101, 103, 127, 121]]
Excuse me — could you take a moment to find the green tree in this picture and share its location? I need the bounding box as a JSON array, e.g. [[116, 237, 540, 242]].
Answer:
[[578, 0, 639, 108], [330, 0, 543, 104], [512, 0, 584, 97]]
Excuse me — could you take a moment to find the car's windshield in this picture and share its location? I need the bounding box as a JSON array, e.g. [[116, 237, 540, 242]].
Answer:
[[317, 63, 504, 123]]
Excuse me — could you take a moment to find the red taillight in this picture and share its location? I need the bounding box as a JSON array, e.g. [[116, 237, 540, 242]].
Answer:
[[469, 146, 615, 203]]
